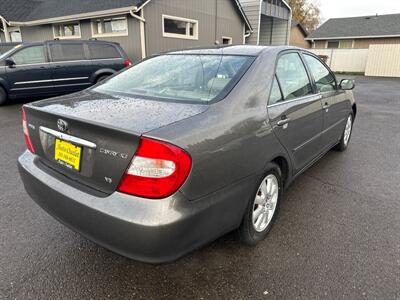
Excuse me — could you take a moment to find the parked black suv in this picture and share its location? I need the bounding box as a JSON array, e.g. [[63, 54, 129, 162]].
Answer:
[[0, 40, 131, 105]]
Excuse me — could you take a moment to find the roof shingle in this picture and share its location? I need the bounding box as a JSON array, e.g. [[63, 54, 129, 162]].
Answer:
[[0, 0, 146, 22], [308, 13, 400, 40]]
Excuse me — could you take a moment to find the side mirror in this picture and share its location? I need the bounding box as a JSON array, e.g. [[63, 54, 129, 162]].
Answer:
[[339, 79, 355, 90], [5, 58, 16, 68]]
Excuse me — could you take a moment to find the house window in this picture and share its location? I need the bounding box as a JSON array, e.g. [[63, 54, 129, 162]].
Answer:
[[222, 37, 233, 45], [326, 40, 354, 49], [162, 15, 198, 40], [9, 27, 22, 42], [326, 41, 339, 49], [92, 17, 128, 37], [53, 23, 81, 39], [339, 40, 353, 49]]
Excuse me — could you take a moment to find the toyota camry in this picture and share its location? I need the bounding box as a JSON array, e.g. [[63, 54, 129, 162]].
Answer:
[[18, 46, 356, 263]]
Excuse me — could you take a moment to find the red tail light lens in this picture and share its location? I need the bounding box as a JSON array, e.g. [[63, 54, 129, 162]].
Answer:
[[118, 138, 192, 199], [22, 107, 35, 153], [124, 59, 133, 67]]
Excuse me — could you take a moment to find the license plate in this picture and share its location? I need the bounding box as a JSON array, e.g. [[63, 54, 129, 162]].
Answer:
[[54, 139, 82, 171]]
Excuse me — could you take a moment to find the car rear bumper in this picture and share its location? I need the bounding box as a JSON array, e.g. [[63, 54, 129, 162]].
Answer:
[[18, 151, 253, 263]]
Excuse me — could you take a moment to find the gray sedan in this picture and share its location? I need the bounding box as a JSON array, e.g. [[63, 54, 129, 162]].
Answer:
[[18, 46, 356, 263]]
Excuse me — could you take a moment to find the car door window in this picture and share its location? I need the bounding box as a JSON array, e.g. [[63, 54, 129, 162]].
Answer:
[[276, 53, 313, 100], [269, 76, 283, 105], [304, 54, 336, 92], [49, 43, 86, 62], [11, 46, 45, 65]]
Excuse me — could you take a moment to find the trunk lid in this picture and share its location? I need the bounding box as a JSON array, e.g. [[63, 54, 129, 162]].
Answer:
[[24, 90, 208, 195]]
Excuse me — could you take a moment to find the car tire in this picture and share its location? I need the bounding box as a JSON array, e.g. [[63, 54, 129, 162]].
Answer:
[[0, 86, 8, 106], [335, 114, 354, 152], [238, 163, 282, 246], [96, 75, 110, 83]]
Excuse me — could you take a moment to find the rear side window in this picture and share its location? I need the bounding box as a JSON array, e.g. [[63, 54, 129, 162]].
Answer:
[[269, 76, 283, 105], [49, 43, 86, 62], [303, 54, 336, 92], [88, 44, 121, 59], [276, 52, 313, 100], [11, 46, 45, 65]]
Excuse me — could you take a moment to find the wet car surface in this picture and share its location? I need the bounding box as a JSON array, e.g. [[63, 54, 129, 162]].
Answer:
[[1, 76, 399, 298], [17, 46, 357, 262]]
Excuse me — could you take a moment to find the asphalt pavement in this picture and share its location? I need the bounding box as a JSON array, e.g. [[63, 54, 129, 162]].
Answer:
[[0, 76, 399, 299]]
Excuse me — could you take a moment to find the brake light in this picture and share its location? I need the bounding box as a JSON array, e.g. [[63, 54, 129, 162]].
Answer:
[[22, 107, 35, 153], [124, 59, 132, 67], [118, 138, 192, 199]]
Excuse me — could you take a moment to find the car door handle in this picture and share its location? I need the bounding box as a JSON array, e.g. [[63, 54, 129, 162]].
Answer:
[[322, 103, 330, 109], [277, 118, 290, 127]]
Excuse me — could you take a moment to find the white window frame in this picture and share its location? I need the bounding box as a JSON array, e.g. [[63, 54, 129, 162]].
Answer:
[[162, 14, 199, 40], [9, 26, 22, 42], [91, 16, 129, 38], [222, 36, 233, 45], [53, 22, 81, 39]]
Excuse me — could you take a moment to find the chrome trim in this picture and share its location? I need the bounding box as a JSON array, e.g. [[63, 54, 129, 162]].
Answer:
[[267, 94, 323, 108], [15, 77, 89, 85], [39, 126, 97, 149], [11, 83, 90, 91], [50, 58, 122, 64], [11, 85, 53, 91]]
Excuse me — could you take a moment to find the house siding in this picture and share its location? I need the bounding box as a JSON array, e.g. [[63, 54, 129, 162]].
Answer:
[[290, 26, 310, 48], [270, 18, 288, 45], [144, 0, 244, 56], [354, 37, 400, 49], [15, 0, 245, 60], [259, 15, 272, 45], [20, 16, 143, 61], [313, 37, 400, 49], [239, 0, 261, 45]]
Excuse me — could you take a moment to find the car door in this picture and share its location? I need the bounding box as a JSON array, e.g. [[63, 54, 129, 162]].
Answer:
[[268, 51, 324, 174], [302, 53, 349, 149], [5, 45, 53, 97], [48, 42, 93, 94]]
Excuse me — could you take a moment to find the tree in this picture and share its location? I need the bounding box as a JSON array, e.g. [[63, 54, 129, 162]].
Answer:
[[286, 0, 321, 32]]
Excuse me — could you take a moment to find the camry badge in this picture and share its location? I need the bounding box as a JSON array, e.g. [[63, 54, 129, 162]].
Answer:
[[57, 119, 68, 132]]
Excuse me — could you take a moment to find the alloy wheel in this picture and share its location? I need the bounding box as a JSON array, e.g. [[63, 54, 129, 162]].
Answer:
[[252, 174, 279, 232]]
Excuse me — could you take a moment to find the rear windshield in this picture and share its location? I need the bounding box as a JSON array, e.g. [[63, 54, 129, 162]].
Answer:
[[94, 54, 254, 103]]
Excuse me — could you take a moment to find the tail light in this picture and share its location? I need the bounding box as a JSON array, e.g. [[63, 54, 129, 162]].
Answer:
[[22, 107, 35, 153], [124, 59, 133, 67], [118, 138, 192, 199]]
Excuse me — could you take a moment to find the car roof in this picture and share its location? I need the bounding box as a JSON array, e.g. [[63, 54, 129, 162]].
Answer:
[[166, 45, 303, 57]]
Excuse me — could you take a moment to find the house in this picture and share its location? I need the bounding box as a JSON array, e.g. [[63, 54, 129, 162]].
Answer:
[[289, 20, 310, 48], [239, 0, 292, 46], [0, 0, 252, 61], [307, 13, 400, 49]]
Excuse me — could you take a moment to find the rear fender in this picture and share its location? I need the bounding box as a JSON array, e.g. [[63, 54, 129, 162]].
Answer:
[[0, 77, 10, 92], [90, 69, 117, 83]]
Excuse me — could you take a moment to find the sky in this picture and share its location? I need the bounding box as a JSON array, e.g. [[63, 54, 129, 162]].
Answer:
[[319, 0, 400, 21]]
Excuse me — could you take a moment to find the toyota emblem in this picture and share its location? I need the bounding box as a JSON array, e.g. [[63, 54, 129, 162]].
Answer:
[[57, 119, 68, 132]]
